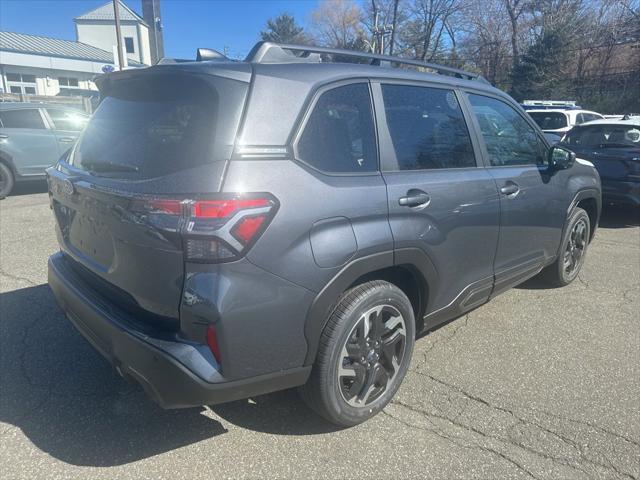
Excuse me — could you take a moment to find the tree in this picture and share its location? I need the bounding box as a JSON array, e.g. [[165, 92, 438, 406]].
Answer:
[[260, 13, 308, 44], [401, 0, 464, 62], [458, 0, 512, 86], [311, 0, 367, 49], [504, 0, 529, 71], [510, 29, 572, 100]]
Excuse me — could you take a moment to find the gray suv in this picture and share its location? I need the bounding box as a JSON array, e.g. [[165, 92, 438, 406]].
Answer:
[[46, 43, 601, 427], [0, 103, 88, 198]]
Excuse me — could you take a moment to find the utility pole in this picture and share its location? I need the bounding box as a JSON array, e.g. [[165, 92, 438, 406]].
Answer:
[[371, 0, 393, 55], [112, 0, 125, 70], [142, 0, 164, 64]]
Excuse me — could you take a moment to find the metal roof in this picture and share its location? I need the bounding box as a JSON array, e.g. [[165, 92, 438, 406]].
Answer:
[[74, 1, 147, 25], [0, 31, 141, 65]]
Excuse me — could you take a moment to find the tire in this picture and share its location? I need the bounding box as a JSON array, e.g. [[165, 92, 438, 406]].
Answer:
[[300, 280, 415, 427], [0, 162, 14, 199], [541, 207, 590, 287]]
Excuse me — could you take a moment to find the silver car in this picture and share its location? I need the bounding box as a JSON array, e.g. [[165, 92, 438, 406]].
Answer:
[[0, 103, 89, 198]]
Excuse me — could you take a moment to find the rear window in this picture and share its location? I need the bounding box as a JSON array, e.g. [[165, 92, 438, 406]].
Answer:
[[71, 74, 248, 179], [528, 112, 568, 130]]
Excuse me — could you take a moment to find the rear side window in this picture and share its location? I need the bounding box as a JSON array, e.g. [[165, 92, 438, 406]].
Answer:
[[528, 111, 568, 130], [297, 83, 377, 173], [564, 125, 640, 148], [46, 109, 88, 132], [469, 94, 546, 166], [582, 113, 602, 123], [0, 109, 46, 129], [382, 85, 475, 170], [72, 74, 248, 179]]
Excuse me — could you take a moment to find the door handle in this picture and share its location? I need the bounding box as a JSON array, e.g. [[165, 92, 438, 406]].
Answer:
[[398, 189, 430, 208], [58, 137, 75, 143], [500, 182, 520, 196], [0, 134, 8, 140]]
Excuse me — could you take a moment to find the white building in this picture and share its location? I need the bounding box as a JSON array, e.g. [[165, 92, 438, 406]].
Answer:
[[0, 1, 151, 97], [75, 1, 152, 66]]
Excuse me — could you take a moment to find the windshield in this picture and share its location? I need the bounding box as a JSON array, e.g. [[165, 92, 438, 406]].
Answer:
[[71, 73, 248, 179], [563, 125, 640, 148], [528, 112, 568, 130]]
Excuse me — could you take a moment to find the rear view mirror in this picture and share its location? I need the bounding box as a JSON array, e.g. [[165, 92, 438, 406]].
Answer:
[[549, 146, 575, 170]]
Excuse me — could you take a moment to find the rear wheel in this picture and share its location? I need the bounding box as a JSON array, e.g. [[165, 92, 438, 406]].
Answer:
[[0, 162, 14, 199], [300, 280, 415, 427], [542, 207, 590, 287]]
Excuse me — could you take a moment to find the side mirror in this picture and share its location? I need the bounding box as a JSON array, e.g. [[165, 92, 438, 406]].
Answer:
[[548, 145, 575, 170]]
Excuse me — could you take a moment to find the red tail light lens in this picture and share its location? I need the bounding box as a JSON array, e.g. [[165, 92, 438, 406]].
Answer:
[[206, 324, 222, 363], [132, 194, 278, 263], [193, 198, 269, 218], [231, 215, 267, 245]]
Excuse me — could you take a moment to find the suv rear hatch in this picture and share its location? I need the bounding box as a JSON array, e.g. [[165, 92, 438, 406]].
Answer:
[[48, 65, 251, 327]]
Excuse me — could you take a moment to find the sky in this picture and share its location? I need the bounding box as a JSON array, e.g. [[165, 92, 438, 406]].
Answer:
[[0, 0, 322, 59]]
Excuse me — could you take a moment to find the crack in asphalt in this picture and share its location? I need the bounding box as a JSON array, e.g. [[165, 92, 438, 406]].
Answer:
[[388, 370, 639, 479], [0, 269, 38, 288], [420, 314, 470, 365], [383, 404, 543, 479]]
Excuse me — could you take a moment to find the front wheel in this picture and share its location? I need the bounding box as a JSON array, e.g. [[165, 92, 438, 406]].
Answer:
[[300, 280, 415, 427], [541, 207, 591, 287]]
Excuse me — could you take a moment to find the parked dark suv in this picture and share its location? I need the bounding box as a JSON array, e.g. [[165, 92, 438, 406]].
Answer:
[[47, 43, 601, 427]]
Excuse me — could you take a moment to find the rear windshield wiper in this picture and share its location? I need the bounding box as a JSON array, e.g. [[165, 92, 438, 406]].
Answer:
[[81, 160, 139, 173]]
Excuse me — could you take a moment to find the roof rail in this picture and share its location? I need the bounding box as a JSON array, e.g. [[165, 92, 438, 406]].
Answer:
[[245, 42, 486, 82]]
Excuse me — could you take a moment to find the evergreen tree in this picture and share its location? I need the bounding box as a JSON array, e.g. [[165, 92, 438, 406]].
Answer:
[[260, 13, 308, 44]]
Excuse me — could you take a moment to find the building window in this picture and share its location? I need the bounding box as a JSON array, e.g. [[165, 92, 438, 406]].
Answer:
[[58, 77, 79, 88], [6, 72, 37, 95], [124, 37, 135, 54]]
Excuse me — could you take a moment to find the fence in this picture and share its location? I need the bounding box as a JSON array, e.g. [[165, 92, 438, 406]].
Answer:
[[0, 93, 94, 113]]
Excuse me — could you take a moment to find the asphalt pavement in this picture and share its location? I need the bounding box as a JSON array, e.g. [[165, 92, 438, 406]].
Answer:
[[1, 183, 639, 479]]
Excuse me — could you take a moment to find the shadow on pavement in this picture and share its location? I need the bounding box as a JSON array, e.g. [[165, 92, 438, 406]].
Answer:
[[0, 285, 227, 467], [210, 390, 338, 436], [598, 204, 639, 228], [1, 284, 336, 466]]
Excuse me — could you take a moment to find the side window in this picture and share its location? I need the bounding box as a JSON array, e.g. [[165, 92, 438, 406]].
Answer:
[[297, 83, 377, 173], [564, 127, 604, 147], [576, 113, 585, 124], [382, 85, 475, 170], [0, 109, 46, 129], [46, 109, 88, 132], [468, 94, 546, 167]]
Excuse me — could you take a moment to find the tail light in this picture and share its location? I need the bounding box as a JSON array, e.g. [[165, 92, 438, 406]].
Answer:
[[131, 194, 278, 263], [206, 324, 222, 363]]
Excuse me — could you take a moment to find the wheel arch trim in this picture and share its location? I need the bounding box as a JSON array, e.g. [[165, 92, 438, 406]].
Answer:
[[302, 248, 438, 366], [564, 188, 601, 250]]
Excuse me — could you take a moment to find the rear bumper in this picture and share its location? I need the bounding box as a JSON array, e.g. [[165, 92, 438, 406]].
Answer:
[[602, 180, 640, 206], [48, 252, 311, 408]]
